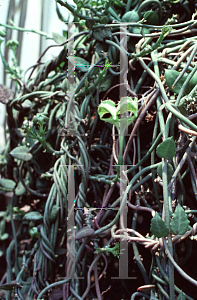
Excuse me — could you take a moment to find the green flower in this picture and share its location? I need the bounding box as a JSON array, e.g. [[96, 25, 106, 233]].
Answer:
[[6, 39, 19, 49], [33, 113, 49, 126], [0, 29, 6, 38], [98, 97, 138, 133]]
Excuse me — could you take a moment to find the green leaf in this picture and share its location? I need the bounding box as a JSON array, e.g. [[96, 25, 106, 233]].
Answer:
[[49, 205, 60, 223], [99, 74, 115, 92], [52, 32, 67, 44], [157, 162, 174, 182], [0, 29, 6, 38], [23, 211, 43, 221], [132, 27, 150, 34], [117, 97, 138, 121], [33, 112, 49, 124], [6, 39, 19, 48], [85, 18, 95, 29], [75, 57, 90, 72], [13, 206, 25, 215], [0, 178, 16, 189], [0, 233, 9, 240], [68, 56, 90, 72], [0, 155, 7, 165], [75, 227, 95, 240], [144, 10, 153, 20], [170, 204, 189, 235], [114, 0, 126, 7], [93, 29, 104, 41], [165, 69, 197, 95], [25, 136, 36, 147], [10, 146, 32, 161], [116, 97, 138, 133], [122, 10, 140, 22], [61, 77, 67, 91], [165, 69, 186, 94], [98, 97, 138, 129], [177, 291, 186, 300], [98, 100, 117, 125], [102, 28, 111, 39], [15, 180, 29, 196], [89, 1, 97, 5], [156, 137, 176, 159], [150, 212, 169, 238], [144, 10, 159, 25], [29, 227, 40, 239], [21, 99, 32, 108]]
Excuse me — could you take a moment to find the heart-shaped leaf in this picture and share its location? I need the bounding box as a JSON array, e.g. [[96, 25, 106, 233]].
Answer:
[[15, 180, 29, 196], [117, 97, 138, 122], [21, 99, 32, 108], [150, 212, 169, 238], [143, 10, 153, 20], [116, 97, 138, 134], [68, 56, 90, 72], [10, 146, 32, 161], [0, 233, 9, 240], [145, 10, 159, 25], [0, 178, 16, 189], [165, 69, 187, 94], [170, 204, 189, 235], [29, 227, 40, 239], [156, 137, 176, 159], [93, 29, 104, 41], [85, 18, 95, 29], [23, 212, 43, 221], [52, 32, 67, 44], [98, 97, 138, 131], [157, 162, 174, 183], [98, 100, 118, 125], [102, 28, 111, 38], [99, 74, 115, 92], [75, 227, 95, 240], [177, 291, 186, 300], [165, 69, 197, 95]]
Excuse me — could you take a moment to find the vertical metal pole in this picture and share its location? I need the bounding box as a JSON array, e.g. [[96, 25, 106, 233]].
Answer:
[[112, 25, 135, 280]]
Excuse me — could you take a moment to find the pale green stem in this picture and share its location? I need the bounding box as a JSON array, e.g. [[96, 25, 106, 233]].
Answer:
[[0, 23, 51, 39], [118, 135, 124, 165]]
